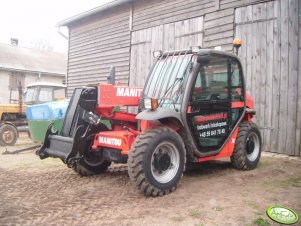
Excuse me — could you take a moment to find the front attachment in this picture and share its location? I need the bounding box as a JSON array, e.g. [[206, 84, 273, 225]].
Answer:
[[37, 124, 86, 164], [36, 87, 100, 165]]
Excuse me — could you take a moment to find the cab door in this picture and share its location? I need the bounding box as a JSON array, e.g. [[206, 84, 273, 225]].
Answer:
[[186, 55, 245, 153]]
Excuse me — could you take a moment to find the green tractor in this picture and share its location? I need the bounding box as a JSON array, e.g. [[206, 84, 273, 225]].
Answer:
[[0, 82, 66, 146]]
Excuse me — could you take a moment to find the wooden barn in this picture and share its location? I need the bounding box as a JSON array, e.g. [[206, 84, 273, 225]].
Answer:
[[58, 0, 300, 156]]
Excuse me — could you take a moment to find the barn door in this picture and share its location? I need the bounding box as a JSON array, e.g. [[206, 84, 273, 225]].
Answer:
[[235, 0, 299, 155], [129, 16, 203, 87]]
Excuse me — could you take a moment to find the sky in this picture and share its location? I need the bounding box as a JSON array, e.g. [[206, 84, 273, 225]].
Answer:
[[0, 0, 115, 53]]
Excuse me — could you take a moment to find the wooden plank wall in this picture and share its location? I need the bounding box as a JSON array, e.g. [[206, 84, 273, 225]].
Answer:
[[203, 8, 235, 52], [220, 0, 270, 9], [235, 0, 300, 155], [132, 0, 269, 52], [130, 17, 203, 87], [66, 4, 131, 96], [132, 0, 215, 31], [287, 0, 299, 156], [296, 0, 301, 156], [202, 0, 271, 51]]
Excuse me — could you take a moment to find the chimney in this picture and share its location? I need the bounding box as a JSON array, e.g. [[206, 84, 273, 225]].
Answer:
[[11, 38, 19, 46]]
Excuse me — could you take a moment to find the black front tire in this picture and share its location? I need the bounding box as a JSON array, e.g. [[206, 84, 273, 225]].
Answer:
[[72, 132, 111, 176], [231, 121, 262, 170], [73, 158, 111, 176], [0, 124, 18, 146], [128, 127, 186, 197]]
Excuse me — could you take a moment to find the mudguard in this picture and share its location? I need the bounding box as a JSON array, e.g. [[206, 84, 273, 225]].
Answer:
[[136, 107, 183, 124]]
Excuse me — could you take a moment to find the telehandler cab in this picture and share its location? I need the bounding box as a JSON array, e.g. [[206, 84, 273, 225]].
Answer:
[[37, 47, 261, 196]]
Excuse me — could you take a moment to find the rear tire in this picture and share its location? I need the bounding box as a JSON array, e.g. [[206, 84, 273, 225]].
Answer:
[[231, 121, 261, 170], [128, 127, 186, 197], [0, 124, 18, 146]]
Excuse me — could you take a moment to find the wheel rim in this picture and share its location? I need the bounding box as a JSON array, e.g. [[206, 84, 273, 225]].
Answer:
[[151, 141, 180, 184], [2, 129, 15, 144], [246, 132, 260, 162]]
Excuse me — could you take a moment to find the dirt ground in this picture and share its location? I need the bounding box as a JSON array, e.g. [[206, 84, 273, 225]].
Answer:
[[0, 133, 300, 226]]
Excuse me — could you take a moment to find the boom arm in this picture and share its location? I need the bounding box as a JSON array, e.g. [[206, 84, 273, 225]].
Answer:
[[97, 84, 143, 107], [95, 84, 143, 122]]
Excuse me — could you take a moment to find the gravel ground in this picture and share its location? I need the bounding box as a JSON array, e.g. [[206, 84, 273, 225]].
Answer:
[[0, 133, 300, 226]]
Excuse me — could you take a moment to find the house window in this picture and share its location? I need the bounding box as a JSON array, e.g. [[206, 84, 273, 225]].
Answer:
[[9, 72, 25, 91]]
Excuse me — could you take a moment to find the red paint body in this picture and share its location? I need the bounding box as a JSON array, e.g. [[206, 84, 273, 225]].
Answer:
[[92, 84, 254, 162]]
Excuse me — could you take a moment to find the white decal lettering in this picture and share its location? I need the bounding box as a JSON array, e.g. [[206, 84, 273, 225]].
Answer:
[[124, 88, 130, 96], [129, 88, 136, 96], [116, 87, 125, 96], [99, 136, 122, 147], [116, 87, 143, 97]]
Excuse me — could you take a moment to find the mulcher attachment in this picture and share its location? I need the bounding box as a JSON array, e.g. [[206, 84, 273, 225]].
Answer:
[[36, 87, 98, 165]]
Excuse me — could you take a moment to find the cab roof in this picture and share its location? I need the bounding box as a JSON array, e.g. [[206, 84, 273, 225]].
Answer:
[[26, 82, 66, 88]]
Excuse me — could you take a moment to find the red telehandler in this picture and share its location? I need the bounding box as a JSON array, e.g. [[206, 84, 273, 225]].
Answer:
[[37, 47, 261, 196]]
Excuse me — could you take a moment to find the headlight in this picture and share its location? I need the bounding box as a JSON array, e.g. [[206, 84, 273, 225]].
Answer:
[[144, 98, 159, 110], [144, 98, 152, 109]]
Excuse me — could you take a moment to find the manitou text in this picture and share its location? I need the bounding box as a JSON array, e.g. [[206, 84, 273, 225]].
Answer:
[[116, 87, 143, 97]]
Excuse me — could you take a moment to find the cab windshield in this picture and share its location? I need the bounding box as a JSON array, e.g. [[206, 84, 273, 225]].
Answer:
[[23, 87, 38, 103], [143, 54, 195, 110], [23, 86, 66, 104]]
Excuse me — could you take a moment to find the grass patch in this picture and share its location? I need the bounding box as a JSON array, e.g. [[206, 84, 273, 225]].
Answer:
[[188, 209, 203, 219], [270, 197, 279, 202], [170, 216, 184, 222], [213, 206, 224, 211], [253, 217, 270, 226], [268, 176, 301, 189], [240, 192, 249, 197], [282, 177, 301, 187], [257, 157, 275, 169], [252, 210, 263, 216], [245, 201, 260, 210]]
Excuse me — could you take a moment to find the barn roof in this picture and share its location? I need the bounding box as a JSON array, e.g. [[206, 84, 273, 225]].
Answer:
[[58, 0, 132, 27], [0, 43, 67, 76]]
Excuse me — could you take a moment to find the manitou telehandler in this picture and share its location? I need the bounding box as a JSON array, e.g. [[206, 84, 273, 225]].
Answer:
[[37, 47, 261, 196]]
